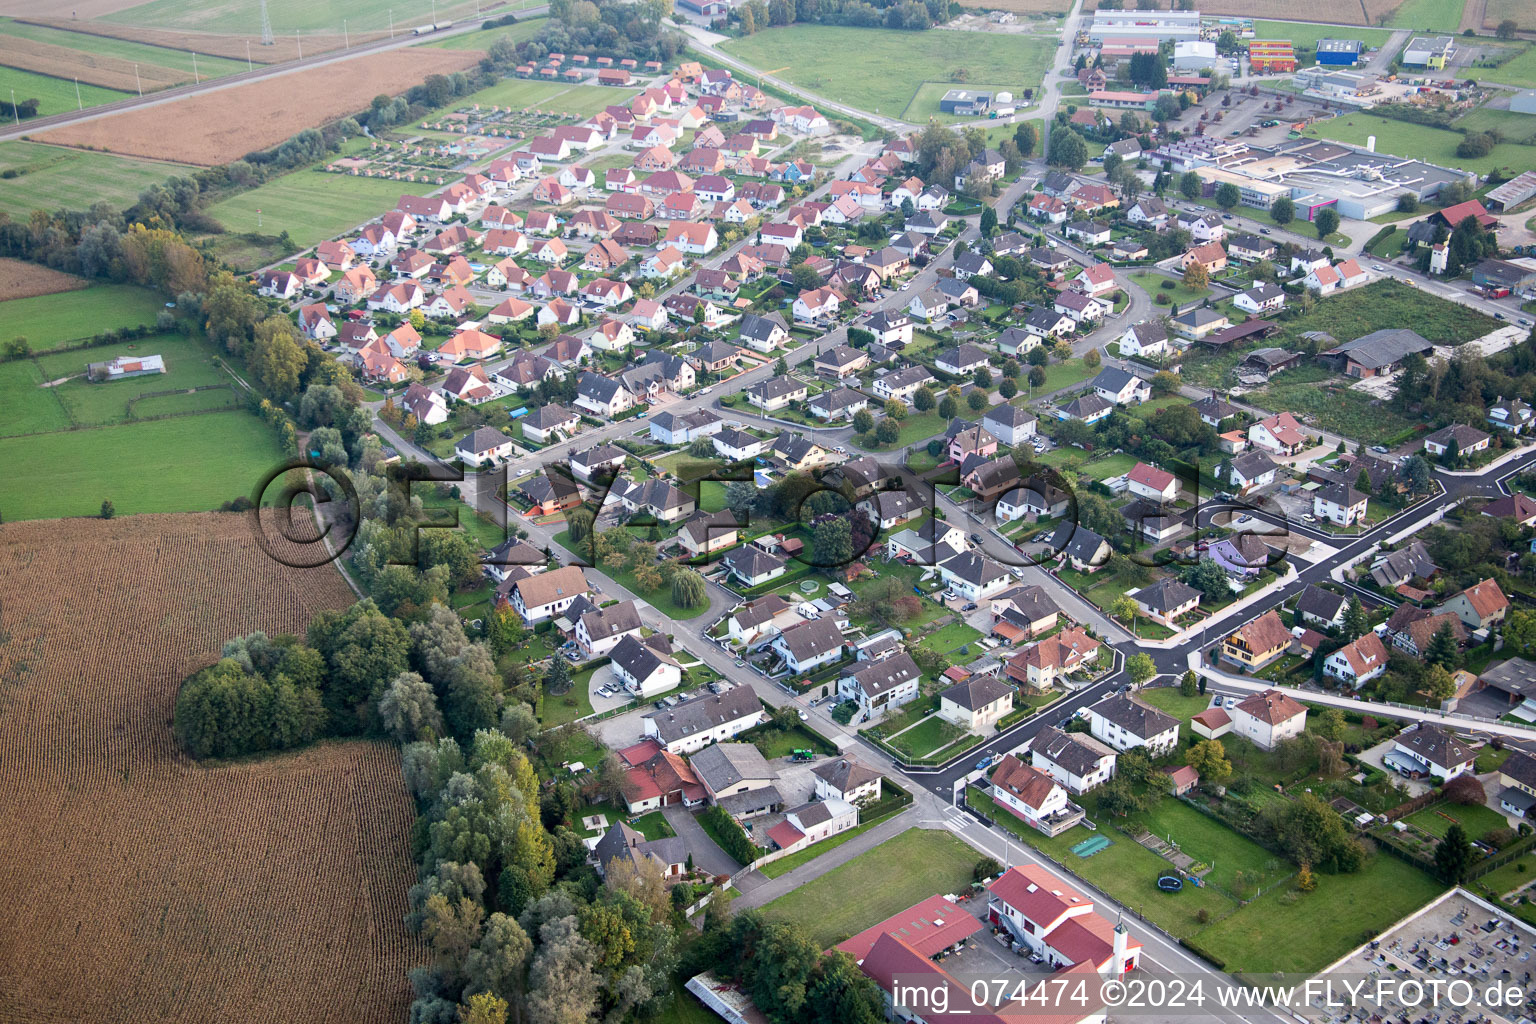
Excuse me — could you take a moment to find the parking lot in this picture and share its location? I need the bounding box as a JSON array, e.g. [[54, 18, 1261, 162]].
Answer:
[[1299, 889, 1536, 1024]]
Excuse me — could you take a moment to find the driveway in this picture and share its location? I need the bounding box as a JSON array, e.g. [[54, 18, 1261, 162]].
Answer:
[[662, 804, 744, 878]]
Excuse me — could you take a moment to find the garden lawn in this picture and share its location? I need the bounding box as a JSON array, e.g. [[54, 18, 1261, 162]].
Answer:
[[720, 25, 1051, 121], [748, 722, 837, 759], [629, 810, 675, 841], [0, 142, 195, 221], [1386, 0, 1468, 31], [1480, 45, 1536, 90], [887, 715, 966, 758], [1196, 855, 1443, 974], [1307, 114, 1534, 176], [552, 529, 711, 618], [762, 829, 979, 948], [0, 283, 167, 351], [1404, 801, 1510, 841], [541, 664, 598, 727], [463, 77, 627, 117], [0, 66, 126, 116], [970, 789, 1237, 940], [913, 619, 984, 657], [0, 410, 286, 520], [851, 410, 946, 451], [1138, 686, 1213, 724], [1128, 798, 1290, 894], [207, 171, 416, 253], [1131, 270, 1210, 307]]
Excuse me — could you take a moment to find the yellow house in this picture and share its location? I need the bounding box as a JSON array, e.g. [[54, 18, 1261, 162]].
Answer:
[[1219, 609, 1292, 670]]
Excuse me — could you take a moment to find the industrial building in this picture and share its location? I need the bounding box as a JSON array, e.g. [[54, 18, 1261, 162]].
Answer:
[[1146, 135, 1473, 220], [1087, 9, 1202, 43], [1247, 40, 1296, 74], [1294, 68, 1381, 106], [1315, 38, 1363, 66], [1486, 170, 1536, 212], [939, 89, 992, 115], [1173, 40, 1218, 71], [1402, 36, 1454, 68]]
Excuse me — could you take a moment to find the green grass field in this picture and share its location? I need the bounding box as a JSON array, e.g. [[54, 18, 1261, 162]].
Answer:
[[0, 66, 126, 117], [1128, 799, 1290, 894], [206, 170, 410, 250], [1196, 855, 1444, 974], [100, 0, 537, 34], [0, 18, 248, 81], [761, 829, 978, 947], [0, 142, 193, 220], [1130, 270, 1211, 307], [1405, 800, 1511, 841], [1455, 106, 1536, 145], [721, 25, 1052, 120], [0, 410, 287, 520], [1307, 113, 1535, 175], [26, 333, 237, 429], [463, 78, 626, 117], [1250, 21, 1394, 52], [1480, 45, 1536, 90], [0, 283, 167, 351], [421, 16, 547, 50], [0, 358, 71, 436], [1386, 0, 1468, 31]]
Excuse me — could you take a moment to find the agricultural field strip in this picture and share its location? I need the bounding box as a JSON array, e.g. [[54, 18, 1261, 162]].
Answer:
[[0, 18, 249, 81]]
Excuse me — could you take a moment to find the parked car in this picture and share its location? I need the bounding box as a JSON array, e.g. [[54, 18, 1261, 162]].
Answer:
[[970, 533, 984, 544], [1370, 445, 1388, 453]]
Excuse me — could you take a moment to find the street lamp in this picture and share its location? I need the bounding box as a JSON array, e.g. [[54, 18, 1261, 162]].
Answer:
[[134, 63, 142, 96], [246, 40, 252, 71]]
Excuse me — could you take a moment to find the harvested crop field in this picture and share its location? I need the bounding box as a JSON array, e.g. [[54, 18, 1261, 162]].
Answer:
[[38, 47, 480, 164], [15, 17, 382, 62], [0, 512, 420, 1024], [0, 257, 85, 300], [0, 33, 182, 90], [953, 0, 1070, 12]]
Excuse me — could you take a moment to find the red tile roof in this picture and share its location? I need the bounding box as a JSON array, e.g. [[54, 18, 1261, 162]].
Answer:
[[836, 893, 984, 961]]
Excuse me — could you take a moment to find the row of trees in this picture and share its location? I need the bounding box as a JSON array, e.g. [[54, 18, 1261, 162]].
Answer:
[[732, 0, 945, 33]]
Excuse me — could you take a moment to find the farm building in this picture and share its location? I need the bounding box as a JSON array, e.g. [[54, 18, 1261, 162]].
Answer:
[[88, 354, 166, 381]]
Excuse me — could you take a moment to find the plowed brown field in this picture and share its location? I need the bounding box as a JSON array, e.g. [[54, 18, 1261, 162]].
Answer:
[[0, 258, 87, 300], [17, 18, 388, 63], [0, 513, 420, 1024], [37, 47, 481, 164]]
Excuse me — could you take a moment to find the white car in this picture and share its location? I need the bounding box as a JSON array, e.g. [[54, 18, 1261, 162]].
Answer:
[[833, 445, 847, 453]]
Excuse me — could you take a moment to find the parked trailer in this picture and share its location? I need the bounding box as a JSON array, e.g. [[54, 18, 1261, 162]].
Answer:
[[412, 24, 436, 34]]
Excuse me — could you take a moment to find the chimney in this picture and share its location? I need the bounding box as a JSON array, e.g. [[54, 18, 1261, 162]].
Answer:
[[1113, 917, 1129, 966]]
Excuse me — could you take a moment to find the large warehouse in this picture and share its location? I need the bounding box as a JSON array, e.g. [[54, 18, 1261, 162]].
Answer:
[[939, 89, 992, 115], [1315, 38, 1363, 66], [1087, 10, 1202, 43]]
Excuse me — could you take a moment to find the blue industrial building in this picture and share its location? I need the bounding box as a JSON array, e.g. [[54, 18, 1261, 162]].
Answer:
[[1315, 39, 1363, 66]]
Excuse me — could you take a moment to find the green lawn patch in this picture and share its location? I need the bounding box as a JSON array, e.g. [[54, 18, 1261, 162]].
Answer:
[[1138, 687, 1213, 724], [1128, 798, 1290, 895], [629, 810, 675, 841], [1405, 801, 1510, 842], [541, 664, 597, 727], [886, 715, 966, 758], [1251, 21, 1394, 52], [0, 410, 287, 520], [758, 815, 892, 878], [970, 789, 1237, 939], [1131, 270, 1210, 307], [745, 721, 837, 759], [913, 619, 984, 657], [27, 332, 236, 429], [1480, 44, 1536, 90], [552, 528, 711, 618], [0, 65, 126, 116], [0, 358, 71, 436], [1386, 0, 1468, 31], [761, 829, 979, 948], [0, 142, 196, 221], [461, 77, 624, 117], [720, 24, 1051, 120], [851, 409, 946, 452], [1307, 113, 1534, 176], [0, 283, 168, 351], [1197, 854, 1443, 974], [207, 170, 420, 257]]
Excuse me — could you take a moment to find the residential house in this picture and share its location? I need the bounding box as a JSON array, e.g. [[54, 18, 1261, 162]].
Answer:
[[987, 755, 1081, 836], [642, 686, 766, 755], [938, 550, 1015, 603], [744, 376, 808, 412], [1424, 424, 1491, 458], [982, 405, 1038, 447], [1118, 321, 1169, 359], [1296, 585, 1349, 630], [838, 651, 921, 718], [574, 372, 635, 418], [1029, 726, 1117, 794], [1088, 694, 1179, 755], [1220, 449, 1279, 494], [504, 565, 591, 625], [773, 617, 847, 676], [521, 404, 580, 444], [1385, 723, 1475, 781], [1234, 282, 1286, 315], [1127, 462, 1178, 503], [575, 600, 644, 658], [1220, 610, 1292, 670], [1313, 481, 1368, 527], [938, 675, 1015, 732], [1438, 578, 1509, 632], [1323, 633, 1390, 689], [1132, 578, 1201, 627], [1090, 367, 1151, 406], [1055, 290, 1110, 323], [721, 546, 786, 588], [1249, 412, 1308, 455], [1005, 628, 1101, 691]]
